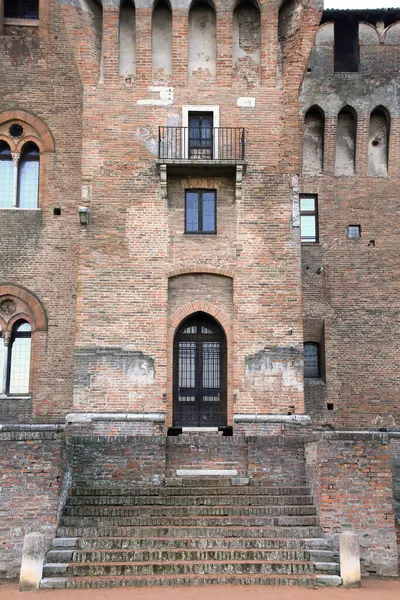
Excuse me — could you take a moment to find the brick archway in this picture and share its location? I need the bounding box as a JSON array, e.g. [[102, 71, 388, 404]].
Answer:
[[0, 110, 55, 152], [168, 301, 233, 428], [0, 284, 47, 334]]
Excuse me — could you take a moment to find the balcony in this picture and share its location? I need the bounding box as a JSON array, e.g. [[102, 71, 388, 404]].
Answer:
[[157, 127, 246, 199]]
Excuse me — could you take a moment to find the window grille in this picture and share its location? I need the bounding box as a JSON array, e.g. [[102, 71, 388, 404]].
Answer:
[[4, 0, 39, 19], [304, 342, 320, 379]]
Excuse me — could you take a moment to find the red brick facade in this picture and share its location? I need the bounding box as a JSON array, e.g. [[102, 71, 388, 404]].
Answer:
[[0, 0, 399, 584]]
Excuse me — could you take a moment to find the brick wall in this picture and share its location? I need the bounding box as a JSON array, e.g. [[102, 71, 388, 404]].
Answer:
[[391, 438, 400, 546], [0, 0, 82, 422], [166, 434, 248, 478], [69, 435, 166, 487], [305, 433, 398, 576], [0, 428, 65, 579], [300, 17, 400, 429]]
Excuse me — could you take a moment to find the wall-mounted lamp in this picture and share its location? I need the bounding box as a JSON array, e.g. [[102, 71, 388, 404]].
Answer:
[[78, 206, 90, 226]]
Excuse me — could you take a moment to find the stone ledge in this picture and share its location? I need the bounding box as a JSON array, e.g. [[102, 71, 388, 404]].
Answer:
[[66, 413, 166, 424], [234, 414, 312, 425]]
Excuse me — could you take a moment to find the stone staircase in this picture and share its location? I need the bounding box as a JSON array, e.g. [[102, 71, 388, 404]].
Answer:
[[41, 479, 341, 589]]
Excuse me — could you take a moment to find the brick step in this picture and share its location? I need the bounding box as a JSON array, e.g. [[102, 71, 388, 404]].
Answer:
[[60, 515, 319, 528], [56, 526, 324, 539], [70, 486, 311, 497], [40, 573, 342, 589], [43, 560, 322, 577], [53, 536, 330, 551], [46, 548, 335, 564], [66, 495, 314, 507], [63, 505, 317, 518]]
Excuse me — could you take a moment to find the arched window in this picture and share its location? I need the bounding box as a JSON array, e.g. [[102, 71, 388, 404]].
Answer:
[[232, 1, 261, 85], [17, 142, 40, 209], [188, 1, 216, 79], [303, 106, 325, 175], [0, 141, 14, 208], [369, 107, 390, 177], [336, 107, 357, 176], [304, 342, 320, 379], [152, 0, 172, 81], [0, 321, 32, 395], [4, 0, 39, 20], [119, 0, 136, 77]]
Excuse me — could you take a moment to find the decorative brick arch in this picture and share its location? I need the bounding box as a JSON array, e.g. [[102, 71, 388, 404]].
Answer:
[[167, 301, 233, 427], [0, 284, 47, 335], [166, 266, 235, 280], [0, 110, 55, 152]]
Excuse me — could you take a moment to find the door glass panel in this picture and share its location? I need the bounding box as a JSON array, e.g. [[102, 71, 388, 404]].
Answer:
[[202, 341, 220, 388], [178, 341, 196, 388]]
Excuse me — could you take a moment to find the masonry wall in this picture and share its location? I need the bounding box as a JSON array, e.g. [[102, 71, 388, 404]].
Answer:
[[0, 0, 82, 422], [300, 18, 400, 429], [0, 428, 65, 579], [305, 433, 399, 576], [57, 0, 323, 425]]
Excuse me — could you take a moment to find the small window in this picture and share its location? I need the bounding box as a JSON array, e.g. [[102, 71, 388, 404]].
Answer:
[[304, 342, 320, 379], [0, 320, 32, 395], [4, 0, 39, 20], [300, 195, 318, 243], [347, 224, 361, 239], [185, 190, 216, 234]]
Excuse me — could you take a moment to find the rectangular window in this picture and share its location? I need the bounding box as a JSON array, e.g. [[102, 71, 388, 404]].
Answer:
[[334, 20, 360, 73], [348, 224, 361, 239], [188, 113, 214, 160], [300, 195, 318, 243], [185, 190, 216, 234], [4, 1, 39, 20]]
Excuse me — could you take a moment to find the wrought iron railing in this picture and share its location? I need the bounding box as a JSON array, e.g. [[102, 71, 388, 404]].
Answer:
[[158, 127, 246, 161]]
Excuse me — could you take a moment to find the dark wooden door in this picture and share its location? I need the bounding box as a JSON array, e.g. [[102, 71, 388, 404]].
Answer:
[[188, 113, 213, 159], [173, 313, 227, 427]]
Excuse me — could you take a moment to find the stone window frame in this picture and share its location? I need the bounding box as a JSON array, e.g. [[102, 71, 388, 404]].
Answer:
[[0, 110, 55, 210], [0, 284, 47, 400], [182, 105, 220, 159]]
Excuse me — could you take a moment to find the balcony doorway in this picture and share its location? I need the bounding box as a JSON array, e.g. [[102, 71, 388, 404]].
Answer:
[[188, 112, 213, 159], [173, 312, 227, 428]]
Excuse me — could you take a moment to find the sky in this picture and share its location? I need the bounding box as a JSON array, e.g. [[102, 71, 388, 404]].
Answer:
[[325, 1, 400, 7]]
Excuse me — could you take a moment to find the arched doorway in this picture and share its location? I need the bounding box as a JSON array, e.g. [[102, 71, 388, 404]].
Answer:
[[173, 312, 227, 427]]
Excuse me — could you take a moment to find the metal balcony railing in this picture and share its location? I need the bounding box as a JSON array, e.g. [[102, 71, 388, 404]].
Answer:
[[158, 127, 246, 162]]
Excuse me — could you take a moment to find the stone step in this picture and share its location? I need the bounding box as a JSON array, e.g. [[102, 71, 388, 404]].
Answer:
[[46, 548, 335, 564], [63, 505, 317, 518], [66, 495, 315, 507], [53, 536, 330, 551], [56, 526, 324, 539], [43, 560, 318, 577], [70, 486, 311, 497], [40, 574, 342, 589], [59, 515, 319, 528]]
